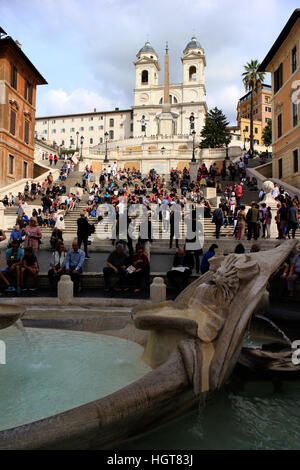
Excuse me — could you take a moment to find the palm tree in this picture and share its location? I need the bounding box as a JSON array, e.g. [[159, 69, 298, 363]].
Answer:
[[242, 60, 265, 154]]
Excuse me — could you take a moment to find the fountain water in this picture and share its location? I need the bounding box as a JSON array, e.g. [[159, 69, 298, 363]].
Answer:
[[255, 314, 292, 345]]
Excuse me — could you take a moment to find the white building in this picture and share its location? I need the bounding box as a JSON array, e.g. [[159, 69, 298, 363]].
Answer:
[[34, 37, 241, 173]]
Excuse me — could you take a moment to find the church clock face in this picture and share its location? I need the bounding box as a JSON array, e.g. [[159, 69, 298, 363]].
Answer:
[[139, 93, 149, 104]]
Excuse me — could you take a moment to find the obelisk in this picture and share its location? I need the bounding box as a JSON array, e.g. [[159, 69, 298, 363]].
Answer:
[[157, 41, 177, 136], [163, 42, 170, 109]]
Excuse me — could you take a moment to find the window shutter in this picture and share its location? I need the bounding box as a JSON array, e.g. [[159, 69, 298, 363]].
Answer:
[[10, 110, 16, 135], [24, 120, 29, 144]]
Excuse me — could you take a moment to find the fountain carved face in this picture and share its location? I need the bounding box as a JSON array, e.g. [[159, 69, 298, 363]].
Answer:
[[188, 254, 260, 312]]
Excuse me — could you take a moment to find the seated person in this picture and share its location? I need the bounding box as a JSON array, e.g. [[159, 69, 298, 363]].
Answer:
[[50, 227, 63, 250], [125, 245, 150, 293], [65, 240, 85, 294], [200, 244, 218, 274], [48, 241, 67, 291], [0, 241, 24, 294], [285, 246, 300, 297], [103, 243, 129, 292], [167, 247, 194, 293], [9, 224, 22, 244], [19, 246, 39, 292]]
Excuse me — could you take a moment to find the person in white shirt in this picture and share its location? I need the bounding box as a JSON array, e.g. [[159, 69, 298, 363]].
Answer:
[[271, 184, 280, 199]]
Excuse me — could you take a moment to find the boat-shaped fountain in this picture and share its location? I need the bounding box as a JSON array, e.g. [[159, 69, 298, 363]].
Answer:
[[0, 240, 297, 449]]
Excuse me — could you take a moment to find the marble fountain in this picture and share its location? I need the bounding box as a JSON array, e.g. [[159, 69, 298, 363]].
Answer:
[[0, 240, 297, 450]]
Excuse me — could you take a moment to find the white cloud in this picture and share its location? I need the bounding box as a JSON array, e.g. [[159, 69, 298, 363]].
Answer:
[[36, 88, 115, 116], [207, 85, 242, 125]]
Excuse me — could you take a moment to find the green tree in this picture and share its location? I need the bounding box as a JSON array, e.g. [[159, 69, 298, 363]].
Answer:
[[262, 119, 272, 148], [200, 107, 231, 148], [242, 60, 265, 153]]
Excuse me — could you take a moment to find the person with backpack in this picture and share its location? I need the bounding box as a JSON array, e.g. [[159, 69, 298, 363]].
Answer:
[[212, 204, 224, 239]]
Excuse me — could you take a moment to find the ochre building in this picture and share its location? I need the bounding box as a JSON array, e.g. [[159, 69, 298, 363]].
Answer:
[[0, 31, 47, 188], [259, 9, 300, 188]]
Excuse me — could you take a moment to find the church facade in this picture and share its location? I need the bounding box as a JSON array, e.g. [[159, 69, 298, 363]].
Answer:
[[132, 38, 207, 138], [35, 37, 207, 145]]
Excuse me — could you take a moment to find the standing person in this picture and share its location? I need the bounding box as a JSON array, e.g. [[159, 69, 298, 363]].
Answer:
[[277, 200, 289, 239], [235, 183, 243, 206], [235, 205, 246, 240], [54, 154, 58, 166], [247, 203, 259, 241], [23, 217, 42, 257], [49, 154, 53, 166], [48, 241, 66, 291], [77, 213, 91, 258], [265, 206, 272, 239], [212, 204, 224, 239], [287, 200, 299, 239], [65, 240, 85, 294]]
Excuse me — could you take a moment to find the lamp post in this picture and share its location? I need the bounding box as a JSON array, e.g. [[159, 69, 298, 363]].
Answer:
[[76, 131, 79, 151], [161, 146, 166, 155], [80, 136, 84, 161], [191, 130, 196, 162], [104, 131, 109, 163], [70, 136, 73, 149]]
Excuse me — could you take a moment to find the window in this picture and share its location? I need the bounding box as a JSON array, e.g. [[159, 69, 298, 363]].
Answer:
[[98, 125, 103, 130], [274, 63, 283, 93], [51, 120, 56, 124], [130, 123, 133, 132], [88, 117, 93, 121], [70, 128, 75, 132], [265, 107, 271, 112], [52, 129, 56, 134], [43, 120, 47, 125], [293, 102, 298, 127], [25, 81, 33, 104], [141, 70, 148, 84], [99, 137, 103, 143], [293, 149, 299, 172], [61, 140, 65, 146], [8, 155, 14, 174], [90, 138, 93, 144], [79, 127, 84, 131], [99, 116, 103, 120], [278, 158, 283, 179], [109, 118, 114, 127], [255, 127, 258, 134], [292, 46, 297, 74], [265, 97, 269, 103], [89, 126, 94, 131], [43, 130, 47, 134], [11, 65, 17, 89], [109, 130, 114, 139], [23, 161, 28, 178], [10, 110, 16, 135], [24, 120, 29, 144], [265, 118, 269, 123], [131, 111, 133, 120], [189, 66, 197, 80], [277, 113, 282, 138], [245, 125, 249, 132]]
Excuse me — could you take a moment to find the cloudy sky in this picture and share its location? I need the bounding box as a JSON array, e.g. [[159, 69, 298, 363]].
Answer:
[[1, 0, 299, 124]]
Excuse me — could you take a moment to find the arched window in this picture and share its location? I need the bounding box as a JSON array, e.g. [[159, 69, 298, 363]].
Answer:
[[109, 130, 114, 140], [159, 95, 178, 104], [189, 66, 196, 80], [141, 70, 148, 84]]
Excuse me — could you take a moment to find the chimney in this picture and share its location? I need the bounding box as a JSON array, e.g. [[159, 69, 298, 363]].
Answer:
[[15, 40, 22, 49], [115, 107, 119, 111], [94, 108, 96, 112]]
